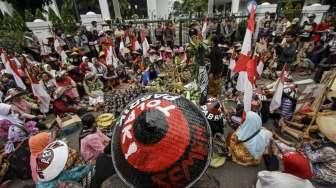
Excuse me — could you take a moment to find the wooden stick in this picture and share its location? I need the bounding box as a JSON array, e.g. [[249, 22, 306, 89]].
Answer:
[[281, 125, 304, 140], [274, 133, 297, 147]]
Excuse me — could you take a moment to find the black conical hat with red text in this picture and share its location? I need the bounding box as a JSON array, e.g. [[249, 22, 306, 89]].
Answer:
[[111, 93, 212, 188]]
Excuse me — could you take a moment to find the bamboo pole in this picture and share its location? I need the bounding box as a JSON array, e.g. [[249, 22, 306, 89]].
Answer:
[[304, 70, 336, 137]]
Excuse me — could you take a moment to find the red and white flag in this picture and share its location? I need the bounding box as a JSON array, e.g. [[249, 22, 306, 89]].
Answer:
[[31, 81, 51, 113], [131, 36, 141, 52], [201, 16, 208, 39], [270, 67, 286, 113], [0, 53, 26, 90], [142, 38, 149, 57], [234, 3, 256, 113], [256, 58, 264, 76], [119, 41, 125, 57], [106, 45, 113, 66], [25, 58, 51, 113]]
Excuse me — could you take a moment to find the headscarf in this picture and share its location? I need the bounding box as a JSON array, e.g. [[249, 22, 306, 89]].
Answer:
[[29, 132, 51, 182], [236, 111, 272, 159], [0, 103, 23, 129], [43, 64, 56, 78]]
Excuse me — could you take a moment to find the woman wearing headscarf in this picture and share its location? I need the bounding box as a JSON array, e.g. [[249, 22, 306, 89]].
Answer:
[[4, 88, 39, 115], [0, 101, 40, 154], [227, 111, 272, 166], [41, 72, 57, 96], [55, 71, 79, 101], [43, 64, 56, 78], [83, 72, 104, 106], [29, 132, 52, 182]]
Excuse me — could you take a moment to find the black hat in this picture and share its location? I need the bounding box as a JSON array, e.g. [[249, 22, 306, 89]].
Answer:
[[112, 93, 212, 187]]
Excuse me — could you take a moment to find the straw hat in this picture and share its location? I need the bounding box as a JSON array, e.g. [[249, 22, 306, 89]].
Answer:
[[36, 140, 69, 182], [4, 88, 24, 102], [96, 113, 115, 129], [70, 51, 79, 57], [99, 51, 105, 58], [112, 93, 212, 187]]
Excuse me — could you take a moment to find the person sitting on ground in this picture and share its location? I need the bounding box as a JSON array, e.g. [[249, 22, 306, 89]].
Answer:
[[80, 113, 110, 162], [227, 111, 272, 166], [52, 87, 81, 115], [142, 64, 158, 86], [91, 57, 107, 77], [55, 71, 79, 102], [93, 144, 115, 188], [35, 140, 92, 188], [29, 132, 53, 182], [83, 72, 104, 107], [41, 72, 57, 96]]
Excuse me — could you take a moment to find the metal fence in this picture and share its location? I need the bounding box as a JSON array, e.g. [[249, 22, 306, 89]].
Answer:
[[124, 14, 249, 46]]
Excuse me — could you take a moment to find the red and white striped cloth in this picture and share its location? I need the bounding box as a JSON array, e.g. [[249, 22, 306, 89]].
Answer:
[[234, 4, 257, 113], [201, 16, 208, 39], [25, 57, 51, 113], [141, 31, 150, 57], [0, 53, 26, 90]]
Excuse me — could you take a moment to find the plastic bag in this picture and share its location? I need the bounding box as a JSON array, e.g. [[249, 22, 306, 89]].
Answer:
[[256, 171, 314, 188]]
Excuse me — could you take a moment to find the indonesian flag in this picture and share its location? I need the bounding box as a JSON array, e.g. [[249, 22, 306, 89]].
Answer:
[[141, 31, 150, 57], [119, 41, 125, 57], [131, 36, 141, 52], [24, 57, 50, 113], [106, 45, 113, 66], [0, 53, 26, 90], [234, 2, 256, 112], [106, 45, 119, 68], [270, 67, 286, 113], [256, 57, 265, 77], [201, 16, 208, 39]]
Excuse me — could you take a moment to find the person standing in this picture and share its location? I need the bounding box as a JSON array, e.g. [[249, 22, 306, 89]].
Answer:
[[275, 32, 297, 70], [164, 22, 175, 49], [155, 23, 164, 46]]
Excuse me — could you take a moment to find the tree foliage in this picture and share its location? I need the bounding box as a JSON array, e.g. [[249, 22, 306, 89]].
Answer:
[[57, 0, 77, 34], [35, 8, 45, 20], [24, 9, 34, 22], [0, 11, 26, 52], [48, 7, 62, 27], [172, 1, 182, 16], [2, 0, 51, 16], [181, 0, 208, 15]]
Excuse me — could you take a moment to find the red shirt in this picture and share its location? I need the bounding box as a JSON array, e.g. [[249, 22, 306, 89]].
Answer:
[[80, 62, 90, 73]]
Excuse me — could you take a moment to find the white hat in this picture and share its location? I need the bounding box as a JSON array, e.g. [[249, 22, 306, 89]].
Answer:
[[82, 56, 88, 62], [36, 140, 69, 182]]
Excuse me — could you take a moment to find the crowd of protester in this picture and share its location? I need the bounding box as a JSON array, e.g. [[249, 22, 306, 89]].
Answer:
[[0, 9, 335, 187]]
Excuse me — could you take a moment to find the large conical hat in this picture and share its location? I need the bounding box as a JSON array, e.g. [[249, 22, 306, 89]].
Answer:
[[36, 140, 69, 182], [112, 93, 212, 187], [317, 114, 336, 144]]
